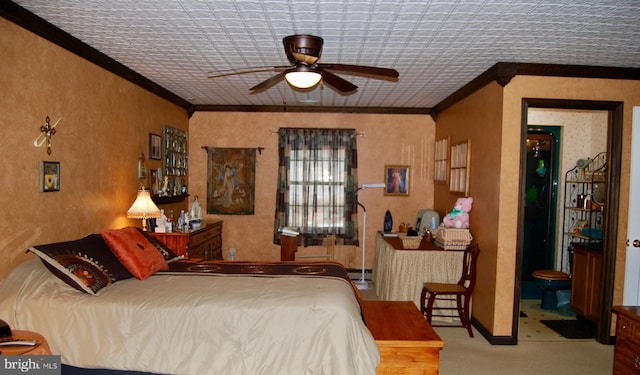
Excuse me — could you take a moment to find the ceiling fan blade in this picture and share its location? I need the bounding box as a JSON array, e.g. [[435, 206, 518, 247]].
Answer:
[[320, 70, 357, 93], [249, 71, 286, 92], [318, 63, 399, 78], [208, 66, 289, 79]]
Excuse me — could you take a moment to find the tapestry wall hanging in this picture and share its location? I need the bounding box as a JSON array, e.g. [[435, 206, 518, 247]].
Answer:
[[206, 147, 256, 215]]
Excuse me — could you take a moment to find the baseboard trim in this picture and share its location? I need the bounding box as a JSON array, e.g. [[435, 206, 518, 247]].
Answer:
[[347, 269, 372, 281], [471, 316, 517, 345]]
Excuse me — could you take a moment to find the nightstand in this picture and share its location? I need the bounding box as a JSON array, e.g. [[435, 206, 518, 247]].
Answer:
[[1, 330, 52, 355]]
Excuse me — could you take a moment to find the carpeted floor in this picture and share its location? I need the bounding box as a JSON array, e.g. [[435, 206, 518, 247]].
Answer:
[[438, 299, 612, 374], [436, 327, 613, 375]]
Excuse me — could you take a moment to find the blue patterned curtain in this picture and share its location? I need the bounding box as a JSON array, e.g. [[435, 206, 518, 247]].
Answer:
[[274, 128, 359, 246]]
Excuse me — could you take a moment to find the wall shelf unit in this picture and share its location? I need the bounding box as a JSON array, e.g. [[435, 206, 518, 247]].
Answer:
[[158, 124, 188, 197], [560, 152, 607, 271], [151, 194, 189, 205]]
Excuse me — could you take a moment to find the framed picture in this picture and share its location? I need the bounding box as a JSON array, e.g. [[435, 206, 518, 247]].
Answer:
[[149, 133, 162, 160], [40, 161, 60, 192], [207, 147, 256, 215], [384, 165, 410, 196]]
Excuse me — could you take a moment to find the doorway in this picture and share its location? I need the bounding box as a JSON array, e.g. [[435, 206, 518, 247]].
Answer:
[[521, 128, 560, 299], [515, 99, 623, 345]]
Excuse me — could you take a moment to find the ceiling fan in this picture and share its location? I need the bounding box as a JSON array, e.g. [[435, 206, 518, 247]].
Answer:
[[208, 34, 399, 94]]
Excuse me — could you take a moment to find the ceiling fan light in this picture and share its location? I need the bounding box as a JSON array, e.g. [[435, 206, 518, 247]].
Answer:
[[285, 71, 322, 89]]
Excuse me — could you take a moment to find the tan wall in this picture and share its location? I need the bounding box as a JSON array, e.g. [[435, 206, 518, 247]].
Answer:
[[188, 112, 435, 267], [0, 19, 189, 279], [434, 82, 506, 335]]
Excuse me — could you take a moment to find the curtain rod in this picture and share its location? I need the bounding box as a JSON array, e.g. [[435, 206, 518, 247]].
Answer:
[[202, 146, 264, 155], [268, 129, 366, 136]]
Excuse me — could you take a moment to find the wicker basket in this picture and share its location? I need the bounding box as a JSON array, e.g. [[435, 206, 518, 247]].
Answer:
[[398, 234, 422, 249], [435, 228, 472, 250]]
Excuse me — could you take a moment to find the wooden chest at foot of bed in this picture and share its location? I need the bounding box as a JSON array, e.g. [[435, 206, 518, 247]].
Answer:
[[361, 300, 444, 375]]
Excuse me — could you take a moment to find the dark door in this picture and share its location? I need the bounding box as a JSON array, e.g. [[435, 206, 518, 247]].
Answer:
[[521, 128, 560, 298]]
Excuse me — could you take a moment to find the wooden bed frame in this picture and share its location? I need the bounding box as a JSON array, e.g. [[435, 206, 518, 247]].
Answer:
[[361, 301, 444, 375]]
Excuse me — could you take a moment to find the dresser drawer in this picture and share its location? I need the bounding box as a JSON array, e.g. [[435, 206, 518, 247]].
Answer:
[[614, 338, 640, 374], [190, 235, 222, 260], [190, 223, 221, 246], [614, 307, 640, 375], [619, 316, 639, 341], [189, 221, 222, 260], [189, 242, 206, 259]]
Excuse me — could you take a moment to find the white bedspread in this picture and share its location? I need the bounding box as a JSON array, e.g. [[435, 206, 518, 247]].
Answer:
[[0, 259, 379, 374]]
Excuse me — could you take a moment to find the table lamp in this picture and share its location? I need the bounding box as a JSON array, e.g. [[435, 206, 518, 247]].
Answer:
[[127, 187, 161, 231]]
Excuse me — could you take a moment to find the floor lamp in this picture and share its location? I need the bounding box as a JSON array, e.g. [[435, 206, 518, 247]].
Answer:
[[355, 183, 386, 290]]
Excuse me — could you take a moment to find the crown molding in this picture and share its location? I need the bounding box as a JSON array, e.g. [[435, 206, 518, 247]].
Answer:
[[1, 1, 193, 112], [432, 62, 640, 118], [192, 105, 431, 115]]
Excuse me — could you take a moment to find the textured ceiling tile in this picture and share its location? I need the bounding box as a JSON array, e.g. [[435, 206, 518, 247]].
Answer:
[[11, 0, 640, 108]]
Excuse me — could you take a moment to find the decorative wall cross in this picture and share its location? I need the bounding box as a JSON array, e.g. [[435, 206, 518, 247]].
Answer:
[[34, 116, 61, 155]]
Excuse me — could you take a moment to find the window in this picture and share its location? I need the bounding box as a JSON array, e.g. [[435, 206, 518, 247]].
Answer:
[[288, 148, 346, 227], [274, 128, 359, 246]]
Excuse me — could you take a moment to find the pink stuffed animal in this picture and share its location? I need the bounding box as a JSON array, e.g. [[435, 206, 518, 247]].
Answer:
[[443, 197, 473, 229]]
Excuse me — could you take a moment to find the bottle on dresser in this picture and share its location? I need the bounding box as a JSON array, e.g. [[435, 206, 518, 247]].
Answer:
[[166, 210, 174, 233]]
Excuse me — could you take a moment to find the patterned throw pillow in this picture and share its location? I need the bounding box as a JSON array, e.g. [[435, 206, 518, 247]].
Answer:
[[28, 234, 133, 295], [101, 227, 169, 280]]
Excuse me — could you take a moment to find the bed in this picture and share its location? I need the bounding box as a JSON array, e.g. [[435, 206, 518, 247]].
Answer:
[[0, 230, 379, 375]]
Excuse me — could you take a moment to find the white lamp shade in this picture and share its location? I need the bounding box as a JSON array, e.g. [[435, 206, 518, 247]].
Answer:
[[285, 71, 322, 89], [127, 189, 161, 219]]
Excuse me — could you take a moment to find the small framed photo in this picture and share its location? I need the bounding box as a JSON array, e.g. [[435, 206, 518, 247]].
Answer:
[[40, 161, 60, 192], [384, 165, 410, 196], [149, 168, 159, 195], [149, 133, 162, 160]]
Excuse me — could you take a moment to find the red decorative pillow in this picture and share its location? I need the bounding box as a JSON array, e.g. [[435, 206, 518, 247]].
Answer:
[[101, 227, 168, 280]]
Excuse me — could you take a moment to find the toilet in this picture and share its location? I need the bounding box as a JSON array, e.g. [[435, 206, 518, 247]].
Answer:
[[531, 270, 572, 310]]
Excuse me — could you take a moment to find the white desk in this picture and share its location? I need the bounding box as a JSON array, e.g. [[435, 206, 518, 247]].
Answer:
[[373, 232, 464, 309]]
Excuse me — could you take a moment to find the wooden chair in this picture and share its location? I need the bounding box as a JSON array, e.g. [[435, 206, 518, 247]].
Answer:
[[420, 243, 480, 337], [295, 235, 336, 261]]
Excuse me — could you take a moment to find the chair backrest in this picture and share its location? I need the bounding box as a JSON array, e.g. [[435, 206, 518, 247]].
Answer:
[[458, 243, 480, 292]]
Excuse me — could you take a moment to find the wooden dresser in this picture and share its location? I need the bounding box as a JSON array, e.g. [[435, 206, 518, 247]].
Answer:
[[361, 300, 443, 375], [613, 306, 640, 374], [149, 219, 223, 260]]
